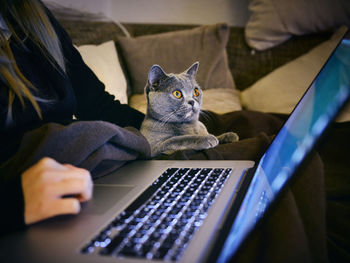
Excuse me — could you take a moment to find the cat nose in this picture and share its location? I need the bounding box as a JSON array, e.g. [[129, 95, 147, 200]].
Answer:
[[188, 100, 195, 106]]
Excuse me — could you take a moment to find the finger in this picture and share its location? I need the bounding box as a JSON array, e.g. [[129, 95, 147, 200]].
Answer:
[[52, 178, 93, 201], [22, 157, 68, 183], [63, 163, 88, 173], [38, 167, 91, 184], [24, 159, 83, 184], [61, 167, 93, 201], [37, 157, 69, 172], [58, 167, 91, 181], [76, 176, 93, 202], [47, 198, 81, 219], [63, 163, 74, 168], [28, 198, 81, 224]]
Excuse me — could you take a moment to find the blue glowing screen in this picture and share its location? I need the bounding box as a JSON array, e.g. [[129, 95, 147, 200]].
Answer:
[[217, 33, 350, 263]]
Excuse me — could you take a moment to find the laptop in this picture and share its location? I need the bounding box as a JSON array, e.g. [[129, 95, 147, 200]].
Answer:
[[1, 28, 349, 263]]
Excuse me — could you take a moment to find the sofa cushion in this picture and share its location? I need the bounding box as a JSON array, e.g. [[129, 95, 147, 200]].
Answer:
[[119, 24, 330, 91], [117, 23, 236, 95], [245, 0, 350, 50], [75, 40, 128, 104], [241, 26, 350, 122]]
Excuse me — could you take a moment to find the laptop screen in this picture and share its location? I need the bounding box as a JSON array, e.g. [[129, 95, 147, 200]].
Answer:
[[217, 32, 350, 263]]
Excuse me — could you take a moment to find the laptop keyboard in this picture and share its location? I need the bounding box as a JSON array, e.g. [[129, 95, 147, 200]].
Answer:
[[81, 167, 232, 261]]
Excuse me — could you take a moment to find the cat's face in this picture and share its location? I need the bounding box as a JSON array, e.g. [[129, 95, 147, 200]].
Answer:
[[145, 62, 202, 123]]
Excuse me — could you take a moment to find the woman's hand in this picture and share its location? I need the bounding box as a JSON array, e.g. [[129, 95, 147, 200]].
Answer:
[[21, 157, 93, 225]]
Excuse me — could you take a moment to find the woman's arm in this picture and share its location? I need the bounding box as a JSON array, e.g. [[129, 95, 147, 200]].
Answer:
[[45, 5, 145, 129], [0, 166, 26, 235]]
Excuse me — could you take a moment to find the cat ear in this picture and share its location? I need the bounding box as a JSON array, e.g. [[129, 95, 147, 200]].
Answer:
[[186, 62, 199, 78], [148, 64, 167, 88]]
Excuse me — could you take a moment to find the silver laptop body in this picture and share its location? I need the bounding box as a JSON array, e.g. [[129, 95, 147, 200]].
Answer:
[[0, 160, 254, 263]]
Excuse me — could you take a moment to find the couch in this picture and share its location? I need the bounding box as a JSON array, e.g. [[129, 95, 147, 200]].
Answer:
[[49, 2, 350, 262]]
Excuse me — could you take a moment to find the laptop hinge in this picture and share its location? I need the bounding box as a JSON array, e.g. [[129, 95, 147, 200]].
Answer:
[[204, 165, 257, 263]]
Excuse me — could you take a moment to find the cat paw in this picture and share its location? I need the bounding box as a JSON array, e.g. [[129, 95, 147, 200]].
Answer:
[[217, 132, 239, 144], [204, 135, 219, 148]]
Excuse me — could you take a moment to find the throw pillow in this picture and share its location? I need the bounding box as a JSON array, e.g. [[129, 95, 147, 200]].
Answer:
[[76, 40, 128, 104], [241, 26, 350, 122], [117, 23, 236, 95], [245, 0, 350, 50]]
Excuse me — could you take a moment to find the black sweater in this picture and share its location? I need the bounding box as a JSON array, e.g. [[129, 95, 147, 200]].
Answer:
[[0, 6, 144, 235]]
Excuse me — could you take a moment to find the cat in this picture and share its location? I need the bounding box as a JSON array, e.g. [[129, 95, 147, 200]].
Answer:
[[140, 62, 239, 157]]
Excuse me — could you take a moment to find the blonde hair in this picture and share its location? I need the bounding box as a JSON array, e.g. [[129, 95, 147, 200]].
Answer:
[[1, 0, 66, 125], [0, 34, 42, 124]]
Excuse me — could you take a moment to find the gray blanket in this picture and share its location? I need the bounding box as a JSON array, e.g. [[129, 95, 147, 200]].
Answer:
[[1, 121, 151, 179]]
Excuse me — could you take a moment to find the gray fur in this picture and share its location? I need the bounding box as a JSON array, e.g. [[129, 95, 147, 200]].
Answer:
[[140, 62, 239, 157]]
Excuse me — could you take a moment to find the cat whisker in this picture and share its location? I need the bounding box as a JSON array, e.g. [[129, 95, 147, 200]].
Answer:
[[154, 106, 188, 129], [160, 108, 183, 124], [151, 110, 177, 129]]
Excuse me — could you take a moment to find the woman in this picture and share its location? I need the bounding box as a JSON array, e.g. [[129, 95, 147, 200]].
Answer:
[[0, 0, 145, 234]]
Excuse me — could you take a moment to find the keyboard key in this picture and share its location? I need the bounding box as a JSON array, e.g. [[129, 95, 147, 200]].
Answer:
[[119, 243, 139, 257], [81, 242, 95, 254], [100, 235, 124, 255]]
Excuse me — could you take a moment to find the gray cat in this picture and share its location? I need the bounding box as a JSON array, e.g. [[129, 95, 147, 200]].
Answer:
[[140, 62, 239, 157]]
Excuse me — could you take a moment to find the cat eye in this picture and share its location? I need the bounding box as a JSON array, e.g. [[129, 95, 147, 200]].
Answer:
[[193, 88, 200, 97], [173, 90, 182, 99]]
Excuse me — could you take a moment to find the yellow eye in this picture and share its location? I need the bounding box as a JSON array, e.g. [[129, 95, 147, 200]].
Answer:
[[173, 90, 182, 99], [193, 88, 200, 97]]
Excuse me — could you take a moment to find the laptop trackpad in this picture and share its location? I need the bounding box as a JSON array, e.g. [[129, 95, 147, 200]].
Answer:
[[80, 185, 133, 215]]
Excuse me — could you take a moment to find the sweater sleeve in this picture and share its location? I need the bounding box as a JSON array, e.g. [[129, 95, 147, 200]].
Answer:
[[46, 7, 145, 129], [0, 173, 26, 236]]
